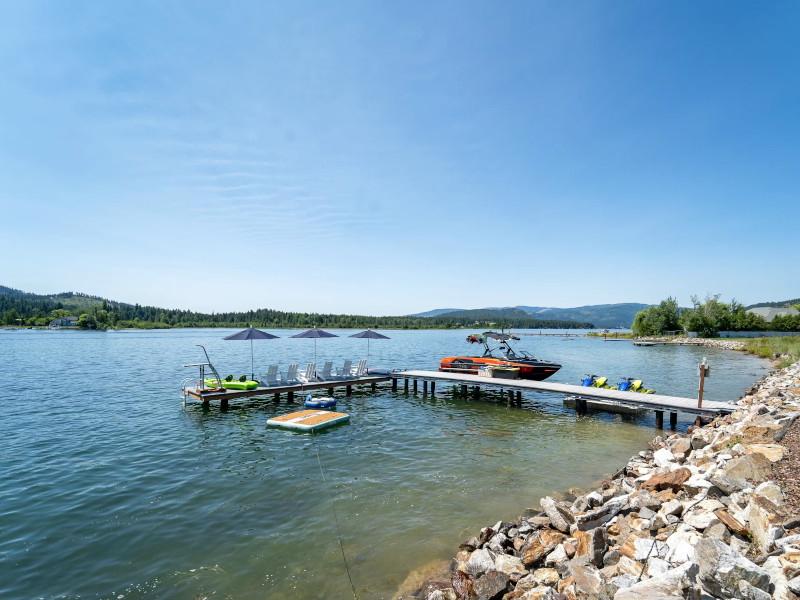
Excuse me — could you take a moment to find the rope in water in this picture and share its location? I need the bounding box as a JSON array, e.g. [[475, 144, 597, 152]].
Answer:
[[312, 432, 359, 600]]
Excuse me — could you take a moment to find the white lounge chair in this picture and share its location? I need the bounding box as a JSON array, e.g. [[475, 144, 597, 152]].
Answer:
[[318, 361, 333, 381], [334, 360, 352, 379], [298, 362, 317, 383], [259, 365, 280, 387], [282, 364, 299, 384], [351, 359, 367, 378]]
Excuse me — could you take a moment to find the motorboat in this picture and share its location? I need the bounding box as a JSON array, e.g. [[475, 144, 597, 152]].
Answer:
[[440, 332, 562, 381]]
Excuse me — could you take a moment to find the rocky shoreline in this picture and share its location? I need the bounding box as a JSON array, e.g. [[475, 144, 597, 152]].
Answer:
[[641, 337, 747, 352], [406, 360, 800, 600]]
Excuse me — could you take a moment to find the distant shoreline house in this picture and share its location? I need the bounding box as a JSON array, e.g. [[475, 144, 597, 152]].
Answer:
[[746, 307, 800, 322], [49, 316, 79, 327]]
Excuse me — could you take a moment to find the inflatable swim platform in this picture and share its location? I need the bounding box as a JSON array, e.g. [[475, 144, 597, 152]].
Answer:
[[267, 410, 350, 432]]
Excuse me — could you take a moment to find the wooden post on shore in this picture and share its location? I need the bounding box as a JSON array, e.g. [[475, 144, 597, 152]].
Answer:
[[670, 412, 678, 429], [697, 358, 709, 409], [655, 410, 664, 429]]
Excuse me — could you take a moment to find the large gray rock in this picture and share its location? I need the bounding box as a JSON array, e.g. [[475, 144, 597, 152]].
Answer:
[[737, 579, 772, 600], [653, 447, 676, 467], [540, 496, 574, 533], [746, 494, 785, 552], [466, 548, 496, 578], [723, 453, 773, 481], [763, 555, 793, 600], [709, 472, 750, 495], [567, 557, 607, 598], [471, 570, 509, 600], [574, 494, 630, 531], [682, 499, 725, 531], [695, 538, 769, 599], [614, 561, 700, 600], [633, 538, 669, 561], [575, 527, 607, 567], [493, 554, 526, 581]]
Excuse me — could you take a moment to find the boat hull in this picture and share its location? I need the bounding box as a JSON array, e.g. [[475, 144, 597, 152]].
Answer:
[[439, 356, 561, 381]]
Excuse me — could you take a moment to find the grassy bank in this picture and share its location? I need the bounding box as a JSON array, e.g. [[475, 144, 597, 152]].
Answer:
[[744, 337, 800, 368]]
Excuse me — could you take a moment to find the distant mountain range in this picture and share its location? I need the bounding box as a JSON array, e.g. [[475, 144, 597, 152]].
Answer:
[[411, 303, 651, 329]]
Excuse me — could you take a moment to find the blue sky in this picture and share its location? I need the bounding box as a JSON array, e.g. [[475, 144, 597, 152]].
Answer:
[[1, 1, 798, 315]]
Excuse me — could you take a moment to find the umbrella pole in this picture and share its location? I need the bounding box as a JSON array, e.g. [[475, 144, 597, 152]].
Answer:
[[251, 338, 254, 380]]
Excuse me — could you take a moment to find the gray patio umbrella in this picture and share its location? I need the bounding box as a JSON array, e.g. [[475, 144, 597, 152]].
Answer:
[[290, 327, 338, 364], [223, 326, 279, 380], [349, 329, 390, 364]]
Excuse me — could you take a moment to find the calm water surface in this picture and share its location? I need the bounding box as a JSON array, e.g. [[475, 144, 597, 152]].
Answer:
[[0, 329, 770, 599]]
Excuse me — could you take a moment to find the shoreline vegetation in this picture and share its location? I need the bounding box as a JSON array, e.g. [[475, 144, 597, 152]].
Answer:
[[631, 295, 800, 337]]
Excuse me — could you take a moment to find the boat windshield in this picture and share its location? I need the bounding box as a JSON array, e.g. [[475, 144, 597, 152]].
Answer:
[[482, 341, 532, 360]]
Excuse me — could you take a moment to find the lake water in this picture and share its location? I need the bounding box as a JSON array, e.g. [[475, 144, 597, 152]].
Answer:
[[0, 328, 771, 599]]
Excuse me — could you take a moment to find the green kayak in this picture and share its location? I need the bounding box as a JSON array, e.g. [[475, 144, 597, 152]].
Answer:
[[204, 379, 259, 390]]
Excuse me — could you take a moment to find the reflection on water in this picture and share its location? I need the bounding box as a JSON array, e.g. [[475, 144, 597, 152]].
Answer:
[[0, 329, 770, 599]]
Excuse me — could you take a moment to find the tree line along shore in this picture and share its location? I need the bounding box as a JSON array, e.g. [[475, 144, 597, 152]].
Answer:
[[1, 297, 593, 331]]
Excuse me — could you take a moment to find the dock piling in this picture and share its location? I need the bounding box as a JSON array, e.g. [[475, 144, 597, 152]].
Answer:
[[346, 385, 352, 396], [655, 410, 664, 429], [392, 378, 398, 392], [404, 378, 409, 393], [461, 384, 468, 398], [670, 412, 678, 429], [423, 380, 428, 395], [431, 382, 435, 394]]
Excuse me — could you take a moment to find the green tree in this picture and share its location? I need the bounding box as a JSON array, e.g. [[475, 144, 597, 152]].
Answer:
[[631, 297, 681, 336], [2, 309, 19, 325], [77, 313, 97, 329]]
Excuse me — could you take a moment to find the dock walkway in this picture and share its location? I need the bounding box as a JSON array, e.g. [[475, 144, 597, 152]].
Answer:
[[390, 370, 736, 417]]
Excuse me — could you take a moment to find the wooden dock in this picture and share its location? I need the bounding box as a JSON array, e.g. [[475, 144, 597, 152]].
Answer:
[[389, 370, 736, 419], [183, 375, 391, 408]]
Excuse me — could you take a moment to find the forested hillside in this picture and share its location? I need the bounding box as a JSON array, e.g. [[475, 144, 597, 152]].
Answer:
[[0, 286, 592, 330]]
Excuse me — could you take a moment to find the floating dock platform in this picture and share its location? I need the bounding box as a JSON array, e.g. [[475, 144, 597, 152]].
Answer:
[[267, 409, 350, 432], [182, 375, 391, 408]]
